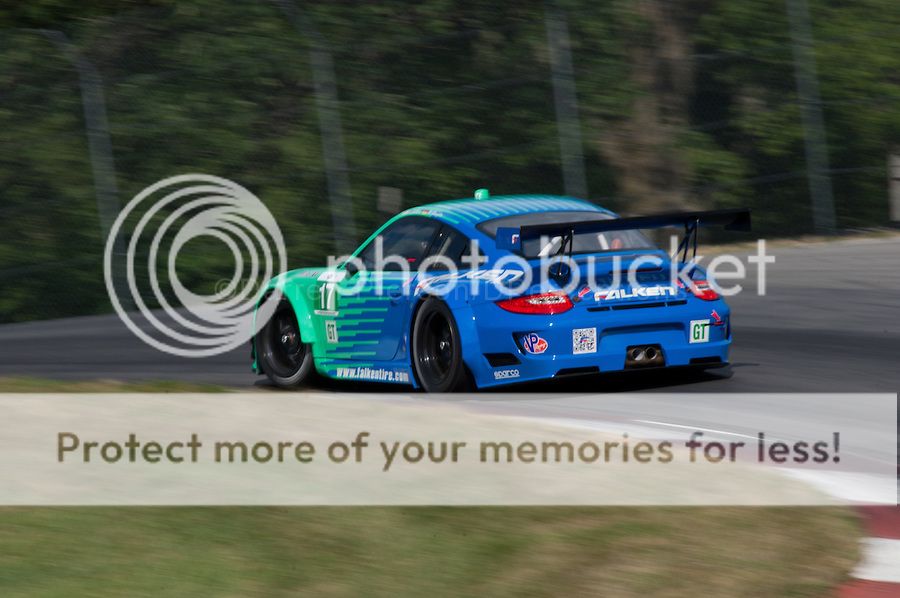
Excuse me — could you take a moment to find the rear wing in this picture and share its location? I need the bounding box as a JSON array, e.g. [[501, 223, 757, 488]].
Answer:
[[496, 208, 751, 259]]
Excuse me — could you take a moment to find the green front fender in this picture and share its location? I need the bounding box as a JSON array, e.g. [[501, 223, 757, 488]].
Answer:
[[251, 267, 328, 373]]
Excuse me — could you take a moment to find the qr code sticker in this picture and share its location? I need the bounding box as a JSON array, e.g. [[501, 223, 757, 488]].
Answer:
[[572, 327, 597, 354]]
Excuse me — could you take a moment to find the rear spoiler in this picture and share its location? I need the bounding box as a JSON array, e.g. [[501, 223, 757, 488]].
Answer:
[[496, 208, 751, 252]]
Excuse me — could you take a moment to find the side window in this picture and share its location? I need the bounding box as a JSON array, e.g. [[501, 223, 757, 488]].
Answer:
[[357, 217, 441, 271], [424, 225, 484, 270]]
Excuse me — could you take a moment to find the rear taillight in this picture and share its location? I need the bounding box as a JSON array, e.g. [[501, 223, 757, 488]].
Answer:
[[690, 280, 719, 301], [496, 292, 573, 315]]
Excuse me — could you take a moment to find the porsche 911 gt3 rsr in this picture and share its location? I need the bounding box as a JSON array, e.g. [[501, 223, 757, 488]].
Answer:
[[251, 191, 750, 391]]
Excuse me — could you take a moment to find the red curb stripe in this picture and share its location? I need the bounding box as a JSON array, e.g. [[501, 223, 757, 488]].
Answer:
[[837, 506, 900, 597], [858, 506, 900, 540], [839, 580, 900, 598]]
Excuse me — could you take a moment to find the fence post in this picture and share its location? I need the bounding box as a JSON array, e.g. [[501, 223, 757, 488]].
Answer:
[[889, 152, 900, 225], [377, 186, 403, 223], [273, 0, 357, 255], [40, 29, 132, 310], [786, 0, 837, 234], [544, 1, 588, 200]]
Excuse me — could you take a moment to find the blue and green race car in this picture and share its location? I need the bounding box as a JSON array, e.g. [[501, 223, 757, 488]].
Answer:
[[252, 190, 750, 391]]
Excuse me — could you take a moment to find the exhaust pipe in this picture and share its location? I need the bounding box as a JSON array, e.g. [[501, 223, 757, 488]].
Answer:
[[626, 345, 664, 368]]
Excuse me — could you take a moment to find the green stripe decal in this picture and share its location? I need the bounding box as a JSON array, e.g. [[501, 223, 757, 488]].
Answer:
[[330, 340, 379, 347]]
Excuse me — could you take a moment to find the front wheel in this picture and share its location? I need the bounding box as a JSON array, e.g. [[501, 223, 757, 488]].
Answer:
[[256, 298, 314, 388], [411, 298, 472, 393]]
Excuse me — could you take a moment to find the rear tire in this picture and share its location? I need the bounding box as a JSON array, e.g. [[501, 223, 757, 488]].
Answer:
[[411, 298, 472, 393], [256, 298, 313, 388]]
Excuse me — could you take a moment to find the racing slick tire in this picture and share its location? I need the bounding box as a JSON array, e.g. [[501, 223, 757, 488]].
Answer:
[[411, 297, 472, 393], [256, 298, 314, 388]]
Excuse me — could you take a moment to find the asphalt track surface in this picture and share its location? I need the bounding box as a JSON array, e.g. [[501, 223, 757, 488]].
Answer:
[[0, 236, 898, 395]]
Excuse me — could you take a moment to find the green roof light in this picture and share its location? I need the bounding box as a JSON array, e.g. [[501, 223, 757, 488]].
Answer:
[[474, 188, 490, 200]]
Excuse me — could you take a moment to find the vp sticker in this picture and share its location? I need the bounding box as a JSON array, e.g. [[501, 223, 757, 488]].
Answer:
[[521, 333, 548, 354]]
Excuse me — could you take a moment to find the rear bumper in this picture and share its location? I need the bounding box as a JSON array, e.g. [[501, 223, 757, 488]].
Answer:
[[464, 299, 731, 388]]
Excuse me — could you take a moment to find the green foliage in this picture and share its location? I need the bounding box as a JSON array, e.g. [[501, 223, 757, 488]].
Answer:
[[693, 0, 900, 232], [0, 0, 898, 322]]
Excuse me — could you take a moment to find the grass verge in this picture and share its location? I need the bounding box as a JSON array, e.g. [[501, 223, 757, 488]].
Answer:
[[0, 507, 859, 597]]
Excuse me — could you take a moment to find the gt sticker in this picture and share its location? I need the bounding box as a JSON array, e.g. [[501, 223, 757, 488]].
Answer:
[[690, 319, 711, 343], [494, 368, 520, 380], [325, 321, 339, 343], [572, 327, 597, 354], [521, 333, 548, 354]]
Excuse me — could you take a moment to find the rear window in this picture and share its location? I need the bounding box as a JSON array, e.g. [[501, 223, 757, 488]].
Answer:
[[477, 211, 656, 258], [424, 225, 485, 270]]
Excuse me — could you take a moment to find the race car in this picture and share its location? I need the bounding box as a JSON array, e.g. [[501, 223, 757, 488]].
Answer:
[[251, 190, 750, 391]]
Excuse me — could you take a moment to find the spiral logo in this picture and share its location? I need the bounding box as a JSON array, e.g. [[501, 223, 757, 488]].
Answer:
[[104, 174, 287, 357]]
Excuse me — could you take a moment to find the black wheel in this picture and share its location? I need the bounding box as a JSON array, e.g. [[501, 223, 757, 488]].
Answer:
[[411, 298, 472, 393], [256, 298, 313, 388]]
